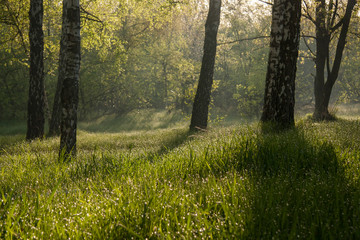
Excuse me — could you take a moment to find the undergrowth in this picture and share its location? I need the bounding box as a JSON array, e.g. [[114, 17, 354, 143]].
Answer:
[[1, 119, 360, 239]]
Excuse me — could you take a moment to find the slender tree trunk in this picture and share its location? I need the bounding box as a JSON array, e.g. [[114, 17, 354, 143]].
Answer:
[[313, 0, 356, 120], [163, 61, 168, 109], [190, 0, 221, 131], [261, 0, 301, 128], [26, 0, 45, 140], [59, 0, 81, 159], [48, 67, 63, 136], [48, 0, 66, 136], [313, 0, 328, 120]]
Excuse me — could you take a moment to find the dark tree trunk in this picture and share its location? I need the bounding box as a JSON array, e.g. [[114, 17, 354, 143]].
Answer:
[[59, 0, 81, 159], [26, 0, 45, 140], [48, 1, 66, 136], [313, 0, 356, 120], [190, 0, 221, 131], [48, 68, 63, 136], [261, 0, 301, 128], [313, 0, 328, 119]]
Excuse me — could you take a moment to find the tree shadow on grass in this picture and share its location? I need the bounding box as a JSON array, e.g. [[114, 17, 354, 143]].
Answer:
[[239, 128, 360, 239]]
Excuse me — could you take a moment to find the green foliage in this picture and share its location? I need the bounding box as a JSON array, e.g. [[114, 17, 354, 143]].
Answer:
[[0, 0, 30, 119], [213, 2, 269, 117], [338, 20, 360, 103], [233, 84, 263, 118], [1, 119, 360, 238], [0, 0, 274, 121], [1, 0, 360, 121]]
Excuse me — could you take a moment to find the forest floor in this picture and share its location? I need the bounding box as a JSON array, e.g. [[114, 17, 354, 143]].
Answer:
[[1, 112, 360, 239]]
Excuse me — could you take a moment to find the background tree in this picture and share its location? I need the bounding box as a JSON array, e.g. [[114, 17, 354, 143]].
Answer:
[[59, 0, 81, 159], [2, 0, 360, 126], [26, 0, 45, 140], [261, 0, 301, 128], [338, 17, 360, 102], [217, 2, 271, 118], [310, 0, 357, 120], [190, 0, 222, 131], [48, 0, 66, 136], [0, 0, 30, 119]]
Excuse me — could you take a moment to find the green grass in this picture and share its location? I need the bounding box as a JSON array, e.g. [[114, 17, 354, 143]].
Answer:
[[1, 117, 360, 239], [78, 109, 187, 133], [0, 120, 26, 136]]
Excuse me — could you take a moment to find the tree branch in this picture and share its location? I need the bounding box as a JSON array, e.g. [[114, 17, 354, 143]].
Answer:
[[330, 18, 343, 33], [330, 0, 339, 28], [301, 32, 316, 59], [80, 6, 103, 24], [302, 0, 317, 25], [257, 0, 273, 5], [3, 1, 28, 54], [217, 36, 270, 46]]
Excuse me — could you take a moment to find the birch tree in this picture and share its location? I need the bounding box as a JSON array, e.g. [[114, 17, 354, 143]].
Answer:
[[26, 0, 45, 140], [190, 0, 221, 131], [59, 0, 81, 159], [261, 0, 301, 128]]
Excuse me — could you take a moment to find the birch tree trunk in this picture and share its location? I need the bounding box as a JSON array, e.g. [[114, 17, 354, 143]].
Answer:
[[59, 0, 80, 159], [190, 0, 221, 131], [26, 0, 45, 140], [261, 0, 301, 128]]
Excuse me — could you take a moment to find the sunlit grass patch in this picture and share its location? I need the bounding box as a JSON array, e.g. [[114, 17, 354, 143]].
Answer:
[[334, 103, 360, 120], [1, 119, 360, 238], [79, 109, 187, 133]]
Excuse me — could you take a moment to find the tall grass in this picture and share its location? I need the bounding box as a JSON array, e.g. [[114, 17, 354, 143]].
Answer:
[[1, 118, 360, 239]]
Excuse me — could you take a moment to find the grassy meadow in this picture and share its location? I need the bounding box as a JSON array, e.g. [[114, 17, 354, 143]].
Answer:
[[1, 111, 360, 239]]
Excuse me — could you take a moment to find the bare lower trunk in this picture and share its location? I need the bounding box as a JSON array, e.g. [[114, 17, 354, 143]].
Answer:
[[313, 85, 334, 120], [59, 0, 80, 160], [261, 0, 301, 128], [27, 0, 45, 140], [190, 0, 221, 131], [48, 74, 63, 136]]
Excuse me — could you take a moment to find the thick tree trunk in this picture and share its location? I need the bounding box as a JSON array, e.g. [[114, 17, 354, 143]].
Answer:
[[261, 0, 301, 128], [26, 0, 45, 140], [190, 0, 221, 131], [48, 1, 66, 136], [313, 0, 356, 120], [59, 0, 80, 159]]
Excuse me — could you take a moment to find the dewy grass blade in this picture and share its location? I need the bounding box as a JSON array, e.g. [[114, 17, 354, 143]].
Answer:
[[0, 120, 360, 238]]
